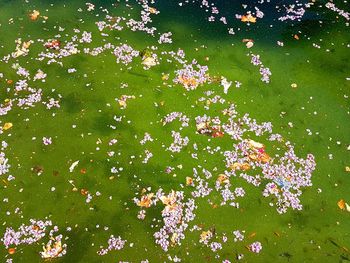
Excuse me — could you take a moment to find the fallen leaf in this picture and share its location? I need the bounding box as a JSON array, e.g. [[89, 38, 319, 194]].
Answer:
[[3, 122, 13, 130]]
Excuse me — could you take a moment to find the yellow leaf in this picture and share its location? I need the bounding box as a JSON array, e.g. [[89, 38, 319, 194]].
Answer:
[[3, 122, 13, 130]]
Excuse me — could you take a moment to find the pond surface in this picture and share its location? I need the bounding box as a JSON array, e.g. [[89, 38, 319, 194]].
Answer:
[[0, 0, 349, 262]]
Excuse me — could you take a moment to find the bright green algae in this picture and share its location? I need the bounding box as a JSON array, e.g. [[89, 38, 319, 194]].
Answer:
[[0, 0, 349, 262]]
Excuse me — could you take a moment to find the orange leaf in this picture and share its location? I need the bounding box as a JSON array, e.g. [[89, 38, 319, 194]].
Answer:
[[338, 199, 345, 210]]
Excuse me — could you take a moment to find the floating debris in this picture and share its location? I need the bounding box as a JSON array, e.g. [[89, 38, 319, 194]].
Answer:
[[69, 160, 79, 172], [29, 10, 40, 21], [2, 122, 13, 131]]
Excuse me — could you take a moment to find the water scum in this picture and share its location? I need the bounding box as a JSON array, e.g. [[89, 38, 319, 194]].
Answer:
[[0, 0, 349, 262]]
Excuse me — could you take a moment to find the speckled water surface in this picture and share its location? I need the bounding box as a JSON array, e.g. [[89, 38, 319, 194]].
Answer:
[[0, 0, 349, 262]]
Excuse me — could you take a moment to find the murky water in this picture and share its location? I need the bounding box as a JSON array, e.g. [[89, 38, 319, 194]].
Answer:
[[0, 0, 349, 262]]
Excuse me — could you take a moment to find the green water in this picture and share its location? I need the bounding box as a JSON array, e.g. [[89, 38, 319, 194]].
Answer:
[[0, 0, 349, 262]]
